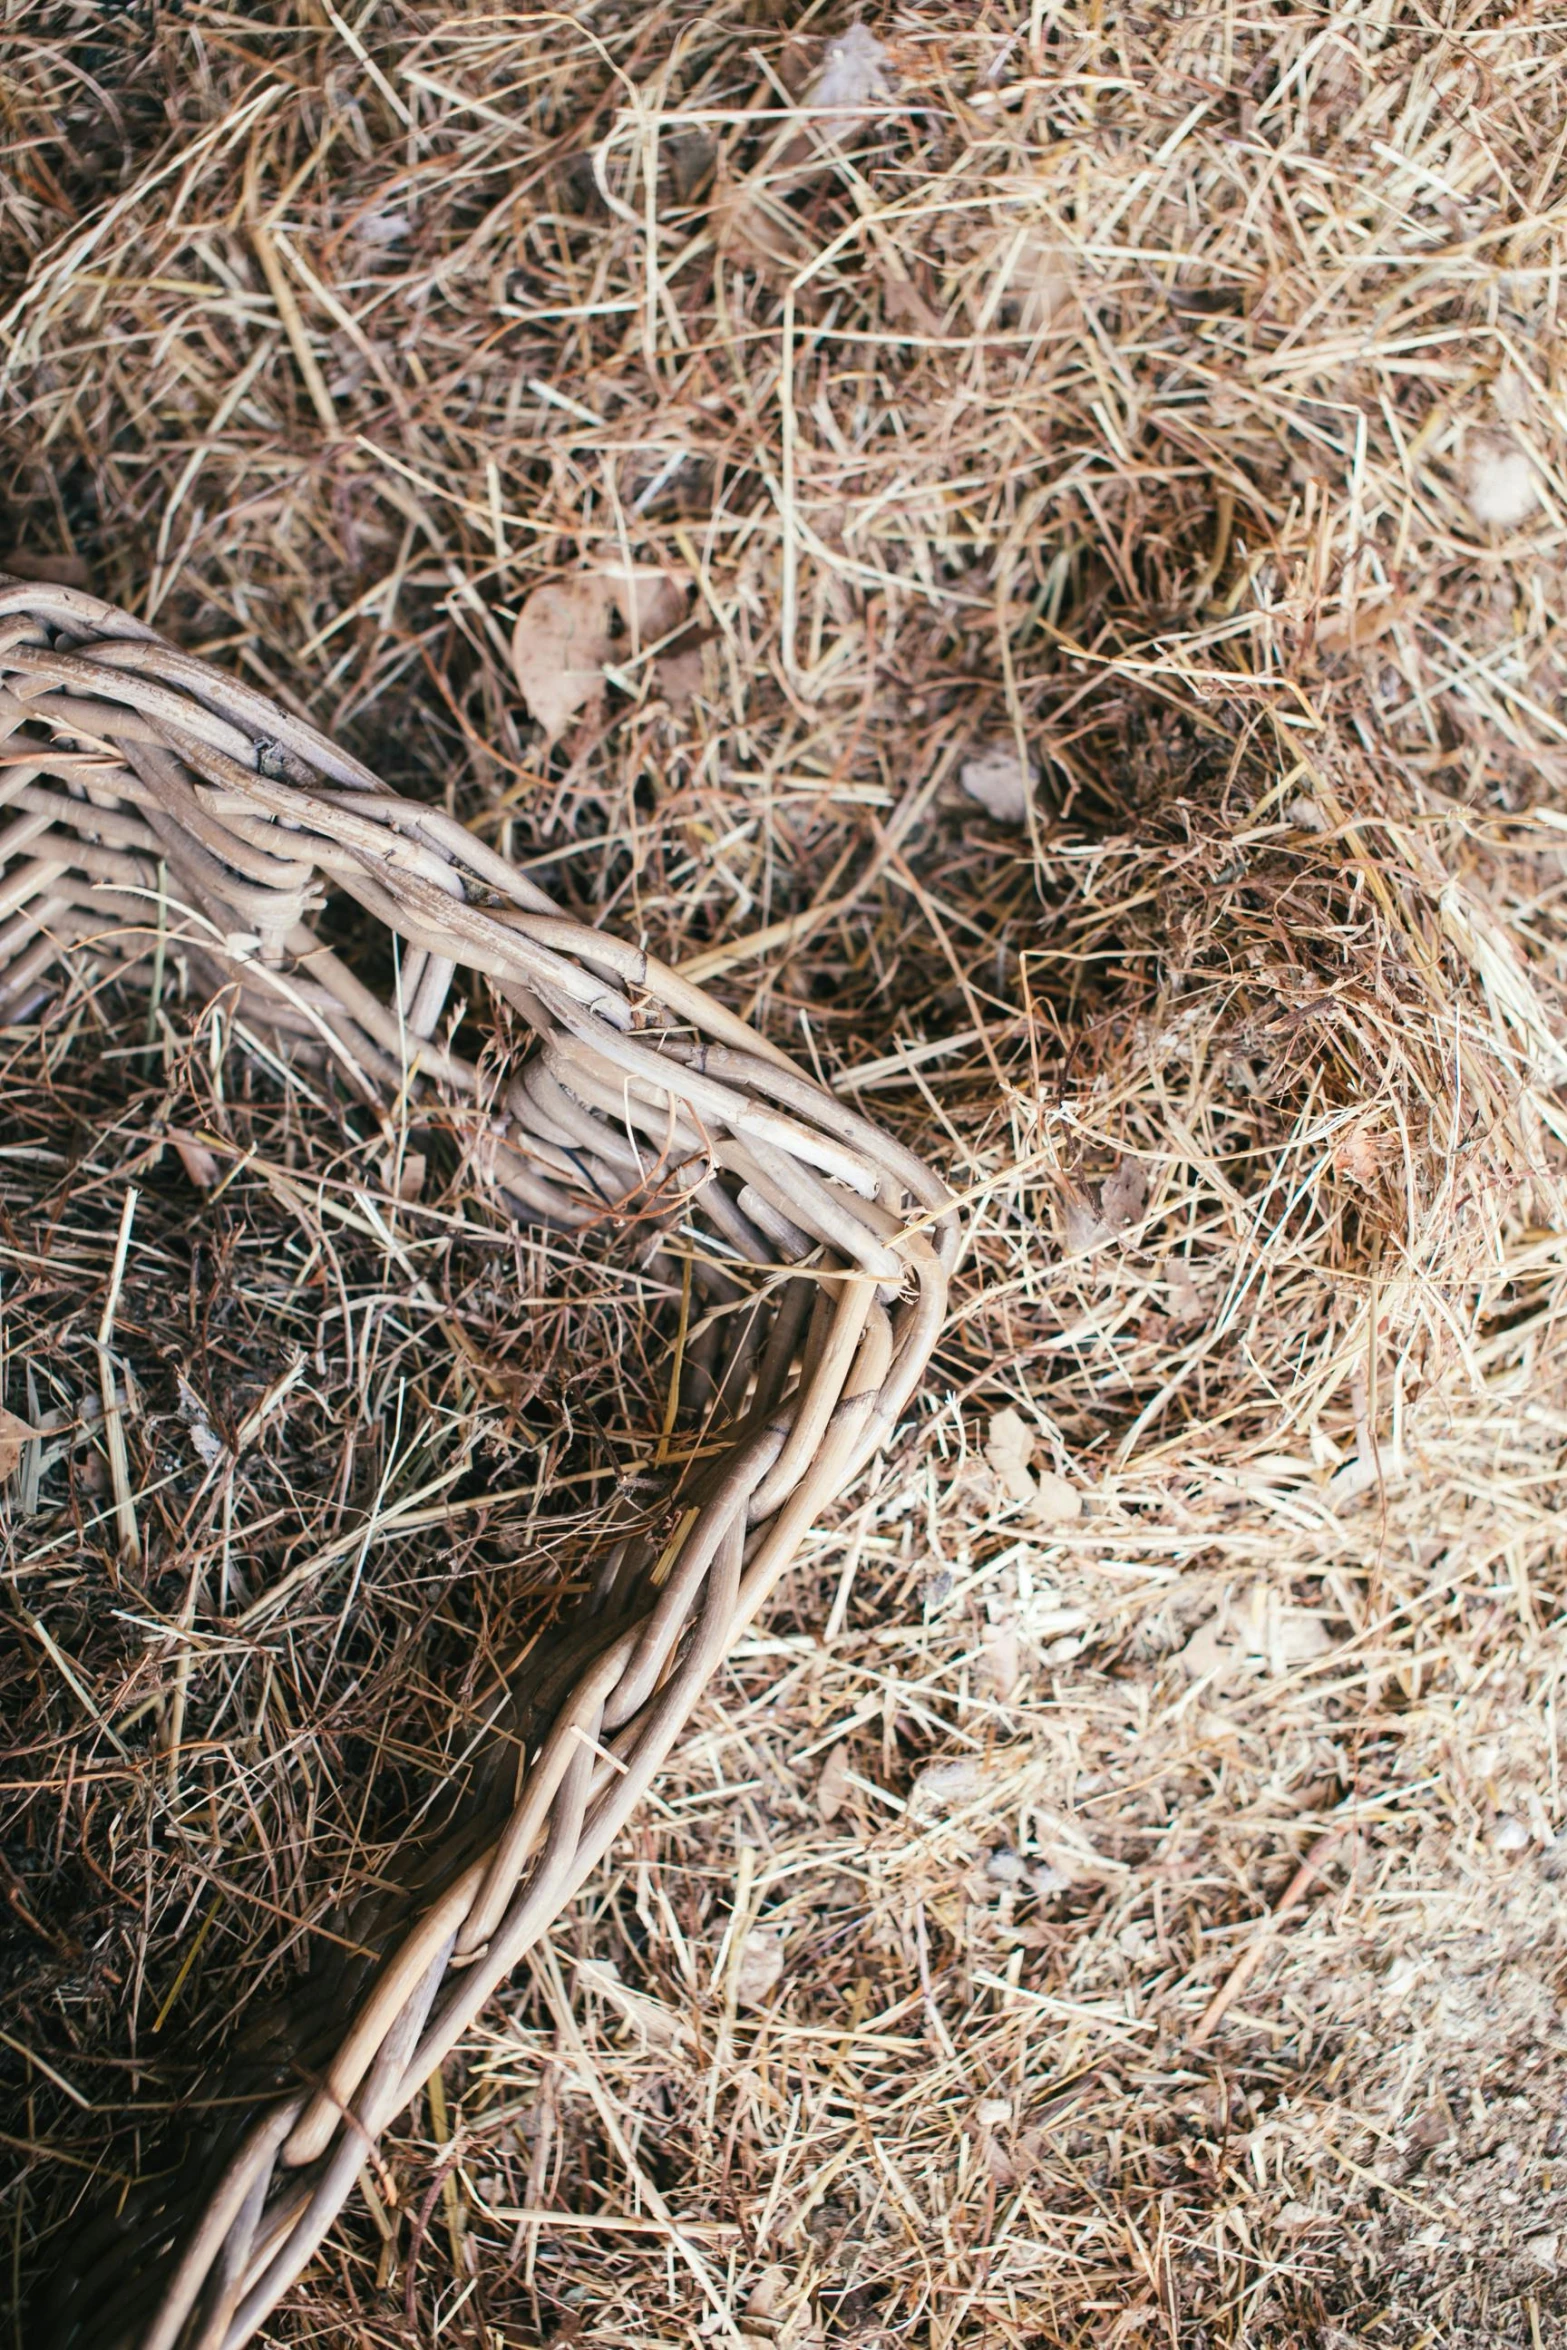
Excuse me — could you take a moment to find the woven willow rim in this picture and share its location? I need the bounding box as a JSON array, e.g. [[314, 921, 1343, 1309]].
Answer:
[[0, 577, 957, 2350]]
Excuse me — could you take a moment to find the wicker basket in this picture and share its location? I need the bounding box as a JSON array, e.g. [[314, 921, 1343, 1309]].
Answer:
[[0, 576, 956, 2350]]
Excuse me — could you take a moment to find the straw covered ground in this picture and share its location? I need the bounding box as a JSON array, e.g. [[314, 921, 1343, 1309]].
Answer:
[[4, 1, 1567, 2343]]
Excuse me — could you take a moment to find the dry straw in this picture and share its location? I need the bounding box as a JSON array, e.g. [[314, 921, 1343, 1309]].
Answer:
[[3, 0, 1567, 2344]]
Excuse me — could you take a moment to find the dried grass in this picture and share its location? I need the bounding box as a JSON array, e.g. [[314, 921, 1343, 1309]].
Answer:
[[3, 1, 1567, 2344]]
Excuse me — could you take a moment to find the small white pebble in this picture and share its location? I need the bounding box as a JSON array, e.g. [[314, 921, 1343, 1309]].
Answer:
[[961, 743, 1036, 826], [1467, 439, 1536, 529], [975, 2098, 1012, 2128], [1523, 2232, 1559, 2271], [1494, 1815, 1531, 1854]]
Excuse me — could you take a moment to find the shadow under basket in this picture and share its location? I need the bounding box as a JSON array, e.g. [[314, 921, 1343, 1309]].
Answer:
[[0, 577, 957, 2350]]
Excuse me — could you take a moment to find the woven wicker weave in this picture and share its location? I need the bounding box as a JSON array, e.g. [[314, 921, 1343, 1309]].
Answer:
[[0, 577, 956, 2350]]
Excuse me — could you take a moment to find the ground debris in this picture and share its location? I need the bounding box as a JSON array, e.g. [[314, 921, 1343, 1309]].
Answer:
[[4, 0, 1567, 2342]]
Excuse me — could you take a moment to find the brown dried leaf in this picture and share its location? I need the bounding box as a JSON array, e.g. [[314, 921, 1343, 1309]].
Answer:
[[1030, 1468, 1081, 1526], [654, 643, 706, 713], [743, 2264, 791, 2325], [711, 172, 807, 274], [663, 129, 716, 205], [379, 1149, 427, 1203], [0, 1406, 38, 1481], [882, 271, 941, 335], [510, 577, 610, 741], [982, 1616, 1020, 1698], [1270, 1608, 1333, 1671], [511, 568, 688, 743], [983, 1407, 1079, 1526], [733, 1926, 785, 2011], [1062, 1192, 1112, 1254], [1180, 1611, 1235, 1681], [1100, 1158, 1149, 1230], [1315, 594, 1404, 654], [170, 1132, 219, 1188], [1165, 1257, 1205, 1325], [984, 1405, 1037, 1504], [816, 1740, 851, 1823]]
